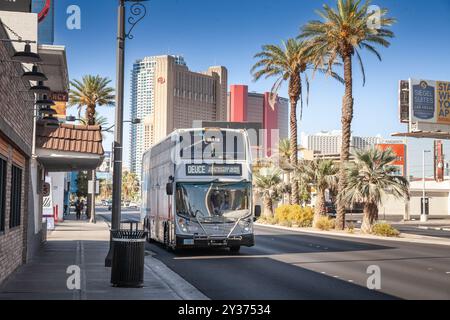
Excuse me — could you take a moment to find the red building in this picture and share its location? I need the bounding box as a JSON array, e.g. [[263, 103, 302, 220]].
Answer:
[[228, 85, 288, 157]]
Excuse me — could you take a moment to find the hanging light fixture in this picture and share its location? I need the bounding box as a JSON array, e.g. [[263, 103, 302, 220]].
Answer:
[[12, 43, 41, 63], [22, 65, 47, 82], [39, 107, 57, 116], [35, 94, 55, 107], [29, 81, 51, 95], [42, 115, 60, 127]]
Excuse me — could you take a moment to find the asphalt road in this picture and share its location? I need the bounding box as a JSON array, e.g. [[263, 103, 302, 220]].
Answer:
[[98, 208, 450, 299]]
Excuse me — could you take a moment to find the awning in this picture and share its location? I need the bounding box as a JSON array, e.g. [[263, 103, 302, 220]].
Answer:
[[36, 122, 104, 172]]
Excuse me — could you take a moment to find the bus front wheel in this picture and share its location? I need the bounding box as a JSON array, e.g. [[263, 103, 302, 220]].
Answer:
[[229, 246, 240, 253]]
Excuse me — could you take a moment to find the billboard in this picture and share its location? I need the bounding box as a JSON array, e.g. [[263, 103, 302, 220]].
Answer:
[[0, 0, 31, 12], [376, 143, 406, 177], [409, 79, 450, 124]]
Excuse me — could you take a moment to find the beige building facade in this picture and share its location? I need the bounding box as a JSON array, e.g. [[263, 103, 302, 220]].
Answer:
[[152, 55, 228, 144]]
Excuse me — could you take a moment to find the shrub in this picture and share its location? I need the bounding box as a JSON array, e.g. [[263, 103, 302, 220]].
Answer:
[[372, 222, 400, 237], [315, 216, 335, 231], [274, 205, 314, 227], [346, 222, 355, 234], [279, 220, 292, 227]]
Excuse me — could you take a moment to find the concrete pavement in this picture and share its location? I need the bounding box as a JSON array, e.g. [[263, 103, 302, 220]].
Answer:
[[0, 215, 207, 300]]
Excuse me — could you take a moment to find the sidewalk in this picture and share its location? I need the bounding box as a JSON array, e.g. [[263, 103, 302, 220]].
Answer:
[[0, 216, 207, 300]]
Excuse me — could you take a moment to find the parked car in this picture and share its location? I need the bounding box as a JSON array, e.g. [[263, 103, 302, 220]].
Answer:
[[324, 201, 363, 217], [128, 201, 139, 208], [325, 202, 336, 218]]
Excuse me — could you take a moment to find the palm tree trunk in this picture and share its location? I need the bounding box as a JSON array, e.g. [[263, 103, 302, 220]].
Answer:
[[86, 104, 96, 125], [336, 54, 354, 230], [361, 202, 378, 233], [263, 196, 274, 218], [313, 189, 326, 227], [289, 76, 301, 205]]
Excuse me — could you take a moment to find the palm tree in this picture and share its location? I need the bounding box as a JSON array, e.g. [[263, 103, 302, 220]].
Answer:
[[301, 0, 396, 229], [340, 148, 409, 233], [81, 112, 111, 138], [297, 159, 338, 227], [253, 167, 284, 217], [69, 75, 115, 223], [122, 171, 140, 202], [277, 138, 292, 170], [276, 138, 293, 203], [251, 39, 313, 205], [68, 75, 115, 125]]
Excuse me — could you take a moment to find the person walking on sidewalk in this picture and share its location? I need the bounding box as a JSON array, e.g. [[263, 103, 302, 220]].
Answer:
[[80, 200, 85, 220], [75, 199, 81, 220]]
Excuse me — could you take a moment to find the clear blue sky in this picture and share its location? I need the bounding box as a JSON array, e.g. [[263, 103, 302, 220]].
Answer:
[[54, 0, 450, 173]]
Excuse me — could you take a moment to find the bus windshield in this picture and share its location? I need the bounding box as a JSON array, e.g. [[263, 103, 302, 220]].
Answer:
[[176, 181, 250, 221]]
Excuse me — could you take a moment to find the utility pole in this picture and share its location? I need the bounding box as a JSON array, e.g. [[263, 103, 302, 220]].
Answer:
[[105, 0, 147, 267], [105, 0, 125, 267], [421, 150, 431, 222]]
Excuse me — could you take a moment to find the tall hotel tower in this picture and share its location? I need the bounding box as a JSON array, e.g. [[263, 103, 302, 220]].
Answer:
[[129, 55, 228, 180], [129, 55, 186, 178]]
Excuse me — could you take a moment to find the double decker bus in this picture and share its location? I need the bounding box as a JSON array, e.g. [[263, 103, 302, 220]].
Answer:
[[141, 128, 261, 252]]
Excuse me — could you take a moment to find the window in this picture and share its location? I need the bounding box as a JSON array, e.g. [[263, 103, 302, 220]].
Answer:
[[9, 165, 22, 229], [0, 158, 6, 232]]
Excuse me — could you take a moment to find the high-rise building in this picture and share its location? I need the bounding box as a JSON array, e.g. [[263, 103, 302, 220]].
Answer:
[[227, 85, 289, 156], [301, 130, 383, 156], [152, 56, 228, 143], [129, 55, 228, 179], [129, 55, 186, 177]]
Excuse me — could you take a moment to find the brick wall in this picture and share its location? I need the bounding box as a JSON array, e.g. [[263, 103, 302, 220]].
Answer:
[[0, 26, 34, 285]]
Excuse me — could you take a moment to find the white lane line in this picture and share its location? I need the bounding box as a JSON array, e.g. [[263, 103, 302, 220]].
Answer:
[[348, 280, 354, 283]]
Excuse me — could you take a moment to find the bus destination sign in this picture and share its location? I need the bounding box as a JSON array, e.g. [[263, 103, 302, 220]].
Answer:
[[186, 164, 242, 176]]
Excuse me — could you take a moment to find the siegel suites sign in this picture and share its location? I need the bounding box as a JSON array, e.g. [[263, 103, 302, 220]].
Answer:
[[186, 164, 242, 176]]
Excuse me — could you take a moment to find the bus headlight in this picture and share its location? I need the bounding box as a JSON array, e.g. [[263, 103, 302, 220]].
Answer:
[[239, 220, 252, 233], [178, 218, 201, 234]]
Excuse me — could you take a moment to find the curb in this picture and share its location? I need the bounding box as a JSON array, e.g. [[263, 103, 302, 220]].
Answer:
[[254, 223, 450, 247], [144, 256, 209, 300]]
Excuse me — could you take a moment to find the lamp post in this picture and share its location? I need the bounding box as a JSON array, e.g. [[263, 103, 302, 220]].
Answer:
[[105, 0, 147, 267], [422, 150, 431, 222]]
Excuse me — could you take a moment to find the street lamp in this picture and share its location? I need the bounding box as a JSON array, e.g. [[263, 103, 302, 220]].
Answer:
[[422, 150, 431, 222], [102, 118, 141, 132], [105, 0, 148, 267]]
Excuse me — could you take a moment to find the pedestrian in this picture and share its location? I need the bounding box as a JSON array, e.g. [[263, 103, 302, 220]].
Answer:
[[75, 199, 81, 220], [80, 200, 85, 220]]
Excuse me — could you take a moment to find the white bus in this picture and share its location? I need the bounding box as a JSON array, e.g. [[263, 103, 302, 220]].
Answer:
[[141, 128, 261, 252]]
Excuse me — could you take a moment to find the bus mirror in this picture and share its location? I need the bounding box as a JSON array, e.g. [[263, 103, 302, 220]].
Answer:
[[254, 205, 261, 218], [166, 183, 173, 195]]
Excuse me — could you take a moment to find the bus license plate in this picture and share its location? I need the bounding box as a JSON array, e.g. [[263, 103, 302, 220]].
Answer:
[[183, 239, 194, 245]]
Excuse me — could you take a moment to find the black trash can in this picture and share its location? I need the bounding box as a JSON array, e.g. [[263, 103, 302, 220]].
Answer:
[[110, 224, 146, 287]]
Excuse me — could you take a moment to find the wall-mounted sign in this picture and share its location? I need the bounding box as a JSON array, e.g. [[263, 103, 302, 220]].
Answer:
[[186, 164, 242, 176], [50, 91, 69, 102], [0, 0, 31, 12], [157, 77, 165, 84]]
